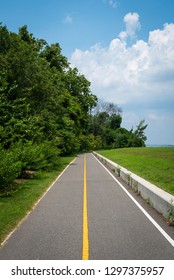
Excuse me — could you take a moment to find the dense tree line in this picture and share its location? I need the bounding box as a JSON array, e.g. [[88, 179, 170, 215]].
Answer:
[[0, 24, 97, 153], [90, 101, 147, 150], [0, 24, 147, 191]]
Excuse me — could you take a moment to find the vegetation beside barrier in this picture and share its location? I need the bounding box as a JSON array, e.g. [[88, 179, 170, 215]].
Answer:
[[98, 147, 174, 195]]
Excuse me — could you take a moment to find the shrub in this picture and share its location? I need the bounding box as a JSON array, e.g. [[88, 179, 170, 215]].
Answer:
[[39, 142, 61, 170], [0, 141, 61, 192], [11, 141, 61, 173], [57, 130, 80, 155], [11, 142, 45, 173], [0, 146, 22, 192]]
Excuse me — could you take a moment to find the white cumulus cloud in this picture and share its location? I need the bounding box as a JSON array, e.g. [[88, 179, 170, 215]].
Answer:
[[119, 12, 141, 40], [71, 14, 174, 144]]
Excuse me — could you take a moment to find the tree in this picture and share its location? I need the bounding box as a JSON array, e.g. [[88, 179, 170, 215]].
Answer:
[[133, 120, 148, 147], [92, 99, 122, 116], [40, 43, 69, 71], [89, 99, 148, 149], [0, 22, 148, 160], [0, 23, 99, 154], [109, 114, 122, 130], [0, 23, 11, 53]]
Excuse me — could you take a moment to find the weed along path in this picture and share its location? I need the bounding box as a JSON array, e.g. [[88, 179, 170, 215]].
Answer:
[[0, 153, 174, 260]]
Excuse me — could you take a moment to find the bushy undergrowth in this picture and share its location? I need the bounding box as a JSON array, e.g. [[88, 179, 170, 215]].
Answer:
[[0, 146, 22, 191], [0, 142, 61, 193]]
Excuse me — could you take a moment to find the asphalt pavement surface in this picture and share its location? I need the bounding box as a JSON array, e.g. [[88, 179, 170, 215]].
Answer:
[[0, 153, 174, 260]]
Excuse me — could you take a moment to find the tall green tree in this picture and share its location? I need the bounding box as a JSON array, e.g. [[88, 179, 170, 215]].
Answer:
[[131, 120, 148, 147], [0, 23, 147, 156]]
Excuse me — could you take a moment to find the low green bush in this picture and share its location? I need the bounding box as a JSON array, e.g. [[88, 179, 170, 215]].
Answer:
[[0, 141, 61, 193], [0, 146, 22, 192], [11, 141, 45, 173], [39, 142, 61, 170], [12, 141, 61, 173]]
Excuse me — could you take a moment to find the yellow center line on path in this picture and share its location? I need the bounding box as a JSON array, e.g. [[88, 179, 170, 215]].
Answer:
[[82, 153, 89, 260]]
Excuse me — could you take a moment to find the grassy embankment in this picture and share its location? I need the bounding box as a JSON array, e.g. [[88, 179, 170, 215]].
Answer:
[[0, 156, 74, 244], [98, 147, 174, 196]]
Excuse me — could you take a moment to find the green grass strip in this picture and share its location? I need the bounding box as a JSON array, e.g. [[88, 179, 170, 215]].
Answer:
[[0, 156, 74, 244], [98, 147, 174, 196]]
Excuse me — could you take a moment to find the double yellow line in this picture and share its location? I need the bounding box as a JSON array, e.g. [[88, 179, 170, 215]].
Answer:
[[82, 154, 89, 260]]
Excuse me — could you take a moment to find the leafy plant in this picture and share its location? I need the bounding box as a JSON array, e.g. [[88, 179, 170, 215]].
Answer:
[[38, 142, 61, 170], [116, 166, 120, 177], [0, 146, 22, 192], [167, 199, 174, 224], [11, 142, 45, 172], [11, 141, 61, 173]]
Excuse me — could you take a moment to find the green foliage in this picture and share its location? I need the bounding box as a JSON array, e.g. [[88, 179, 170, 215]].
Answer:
[[40, 43, 69, 71], [12, 142, 45, 172], [0, 141, 61, 193], [0, 21, 148, 181], [79, 134, 103, 152], [90, 101, 148, 149], [11, 142, 61, 172], [0, 24, 11, 53], [0, 156, 74, 243], [0, 23, 97, 155], [113, 128, 131, 148], [38, 142, 61, 170], [0, 145, 22, 191], [57, 130, 80, 155], [109, 114, 122, 130], [132, 119, 148, 147]]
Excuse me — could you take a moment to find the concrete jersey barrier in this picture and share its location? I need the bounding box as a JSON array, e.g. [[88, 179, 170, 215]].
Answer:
[[93, 152, 174, 220]]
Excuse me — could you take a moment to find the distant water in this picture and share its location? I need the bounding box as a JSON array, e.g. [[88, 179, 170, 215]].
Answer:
[[147, 144, 174, 147]]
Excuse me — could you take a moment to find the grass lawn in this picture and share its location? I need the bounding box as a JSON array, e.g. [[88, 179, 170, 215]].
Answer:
[[0, 156, 74, 244], [98, 147, 174, 196]]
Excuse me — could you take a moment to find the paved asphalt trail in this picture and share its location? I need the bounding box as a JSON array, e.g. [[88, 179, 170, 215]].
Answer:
[[0, 153, 174, 260]]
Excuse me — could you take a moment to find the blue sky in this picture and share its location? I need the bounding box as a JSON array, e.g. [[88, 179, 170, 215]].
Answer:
[[1, 0, 174, 145]]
